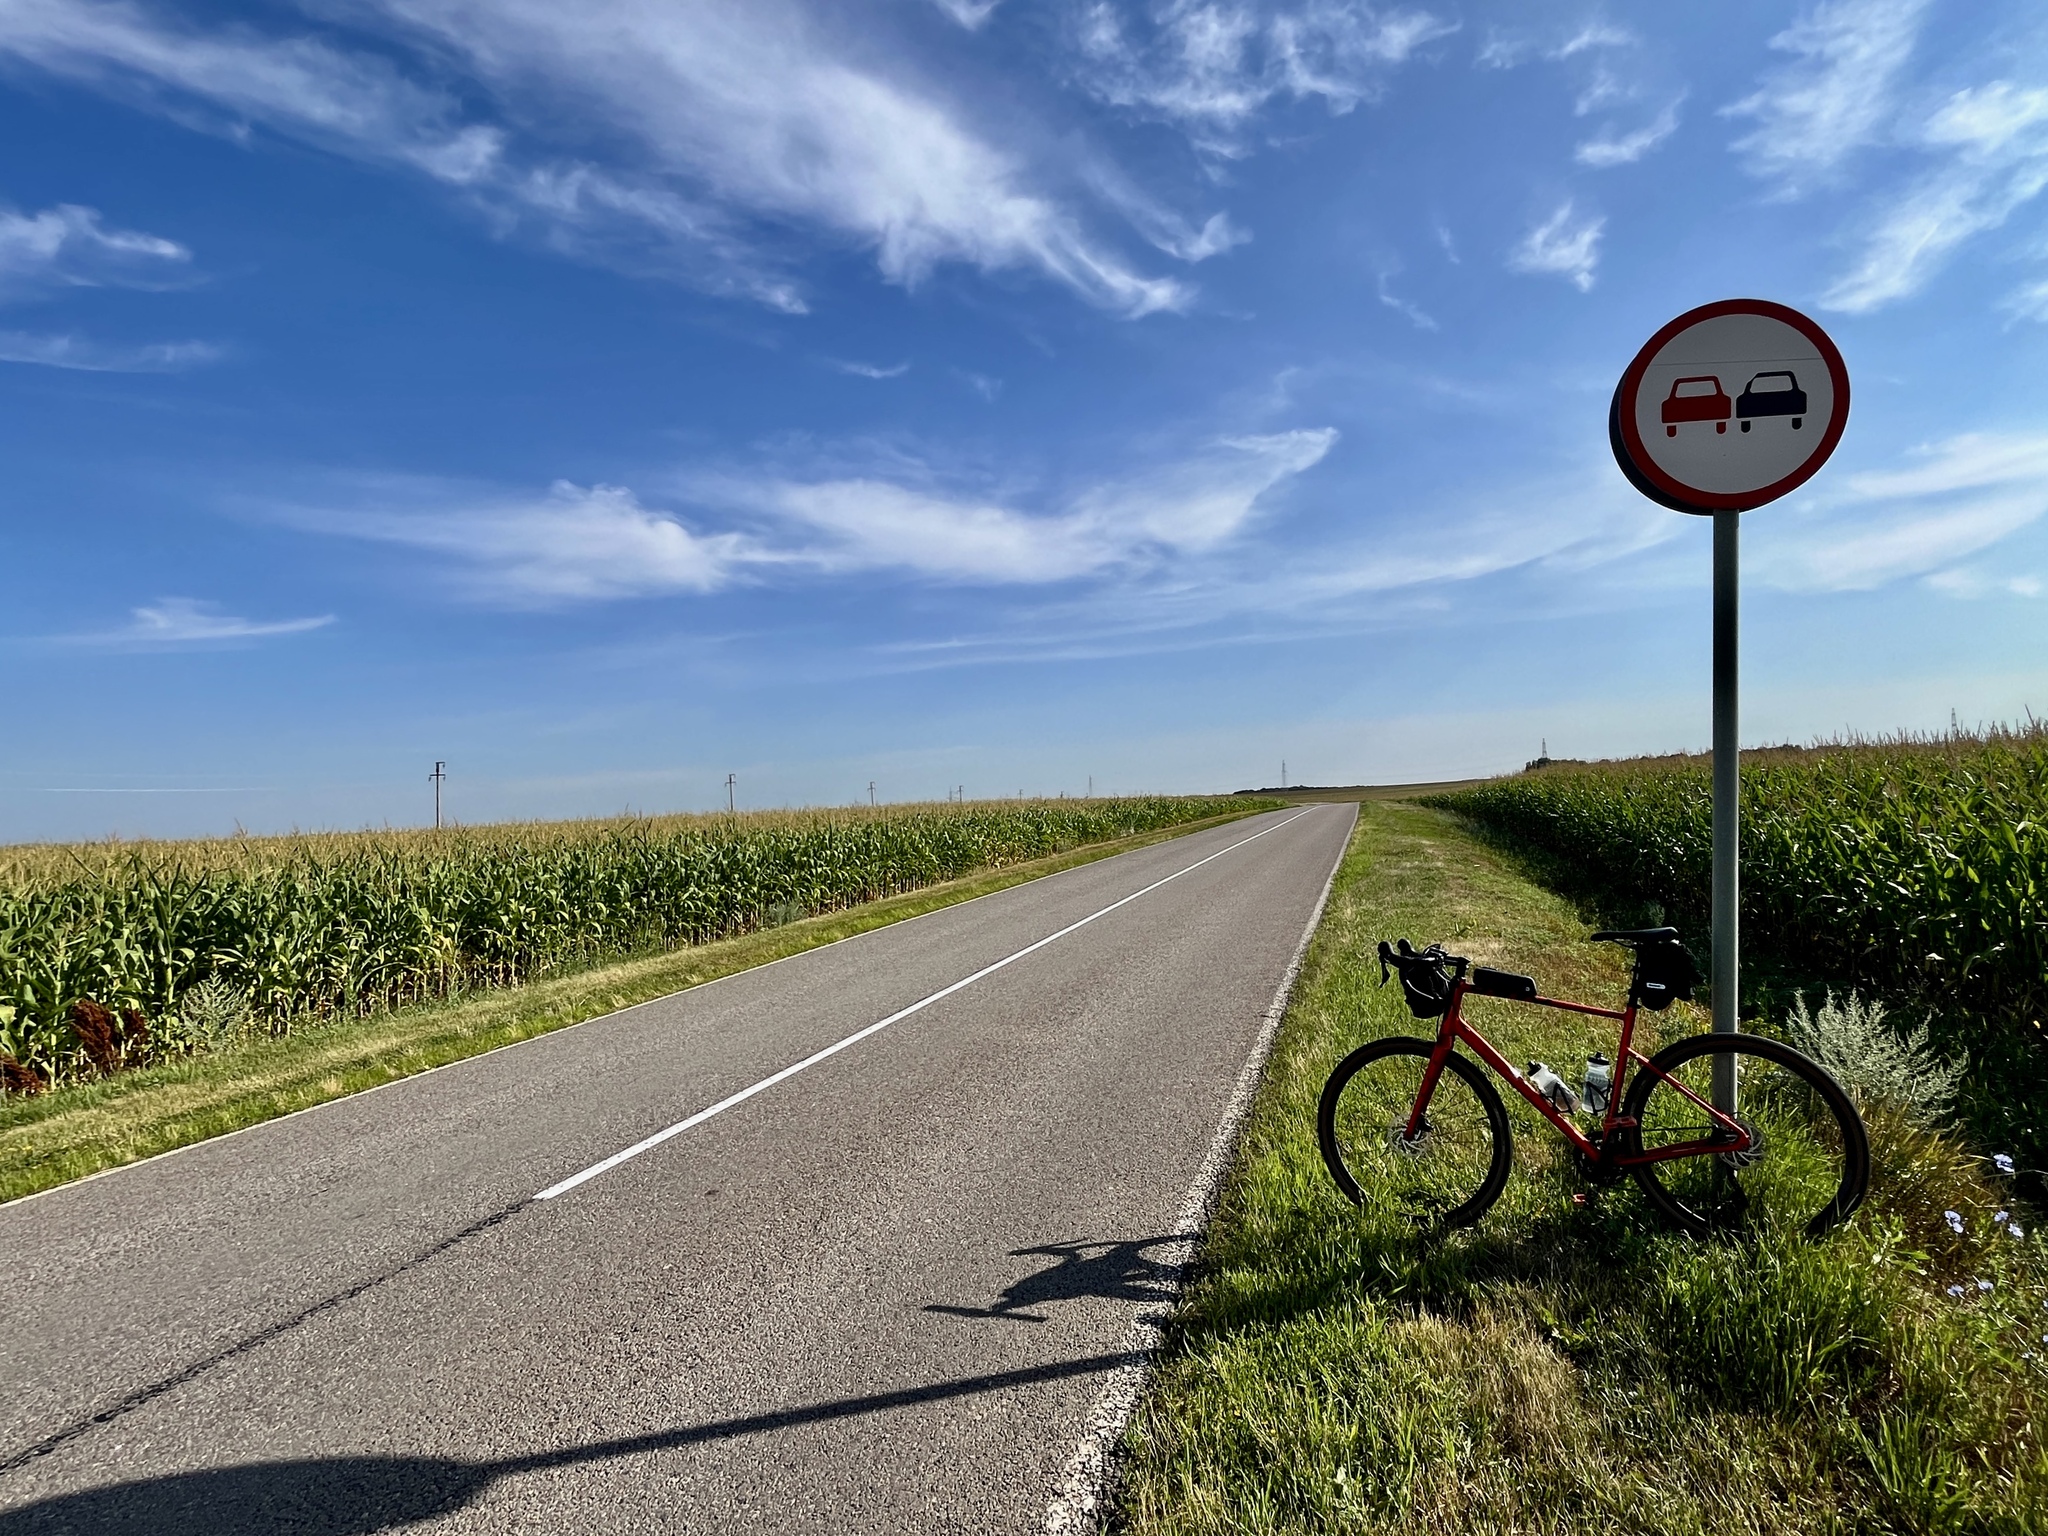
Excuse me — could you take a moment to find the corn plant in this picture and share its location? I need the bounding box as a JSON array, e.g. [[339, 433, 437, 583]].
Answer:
[[0, 797, 1252, 1090]]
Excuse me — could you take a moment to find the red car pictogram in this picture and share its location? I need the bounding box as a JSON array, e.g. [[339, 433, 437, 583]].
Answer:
[[1661, 376, 1731, 436]]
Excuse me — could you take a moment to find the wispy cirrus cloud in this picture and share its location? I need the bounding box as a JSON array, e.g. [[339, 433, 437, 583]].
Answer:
[[1824, 81, 2048, 313], [1069, 1, 1454, 152], [0, 330, 220, 371], [64, 598, 335, 648], [1754, 431, 2048, 591], [0, 0, 1190, 317], [1508, 201, 1602, 291], [928, 0, 1003, 26], [0, 201, 191, 300], [282, 430, 1339, 605], [1576, 97, 1681, 167], [827, 358, 911, 379], [1723, 0, 1933, 199]]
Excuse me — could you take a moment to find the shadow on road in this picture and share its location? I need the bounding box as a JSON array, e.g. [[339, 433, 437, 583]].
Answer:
[[0, 1350, 1138, 1534], [923, 1235, 1187, 1323]]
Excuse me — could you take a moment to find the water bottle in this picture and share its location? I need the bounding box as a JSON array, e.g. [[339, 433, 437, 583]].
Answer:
[[1525, 1061, 1580, 1115], [1582, 1053, 1612, 1117]]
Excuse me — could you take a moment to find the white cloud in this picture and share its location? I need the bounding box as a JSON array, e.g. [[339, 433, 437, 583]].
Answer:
[[1576, 98, 1681, 167], [1476, 19, 1631, 71], [0, 0, 1186, 316], [294, 481, 765, 604], [929, 0, 1003, 26], [828, 358, 910, 379], [1375, 271, 1436, 329], [1070, 1, 1454, 147], [289, 432, 1338, 602], [1723, 0, 1933, 198], [1507, 201, 1602, 291], [1553, 22, 1633, 60], [740, 429, 1337, 584], [0, 0, 505, 182], [1823, 82, 2048, 313], [0, 330, 219, 370], [69, 598, 335, 647], [0, 201, 190, 300], [1755, 431, 2048, 591]]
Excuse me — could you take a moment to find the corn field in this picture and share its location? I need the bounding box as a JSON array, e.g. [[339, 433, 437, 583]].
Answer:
[[0, 797, 1247, 1092], [1428, 729, 2048, 1158]]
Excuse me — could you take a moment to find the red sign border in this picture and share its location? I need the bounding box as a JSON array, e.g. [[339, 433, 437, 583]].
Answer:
[[1616, 298, 1850, 513]]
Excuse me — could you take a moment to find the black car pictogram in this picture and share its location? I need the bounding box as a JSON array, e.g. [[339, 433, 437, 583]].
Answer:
[[1736, 371, 1806, 431]]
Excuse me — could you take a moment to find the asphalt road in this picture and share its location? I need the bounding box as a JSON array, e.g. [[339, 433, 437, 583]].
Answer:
[[0, 803, 1355, 1535]]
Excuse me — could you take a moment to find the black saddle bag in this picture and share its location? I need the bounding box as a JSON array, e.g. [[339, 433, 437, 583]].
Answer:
[[1635, 940, 1700, 1010]]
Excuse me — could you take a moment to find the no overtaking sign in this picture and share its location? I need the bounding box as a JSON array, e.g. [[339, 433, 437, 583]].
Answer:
[[1609, 298, 1850, 1104], [1610, 299, 1849, 514]]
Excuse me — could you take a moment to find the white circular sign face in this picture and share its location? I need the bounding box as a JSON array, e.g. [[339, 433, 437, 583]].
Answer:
[[1612, 299, 1849, 513]]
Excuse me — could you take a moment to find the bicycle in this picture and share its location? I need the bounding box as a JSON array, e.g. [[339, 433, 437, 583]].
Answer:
[[1316, 929, 1870, 1236]]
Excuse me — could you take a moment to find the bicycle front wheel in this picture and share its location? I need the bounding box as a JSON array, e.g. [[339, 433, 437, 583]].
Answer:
[[1621, 1033, 1869, 1238], [1318, 1038, 1511, 1229]]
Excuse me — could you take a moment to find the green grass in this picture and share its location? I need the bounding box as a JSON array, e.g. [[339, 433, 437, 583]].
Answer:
[[1115, 803, 2047, 1535], [0, 808, 1259, 1206]]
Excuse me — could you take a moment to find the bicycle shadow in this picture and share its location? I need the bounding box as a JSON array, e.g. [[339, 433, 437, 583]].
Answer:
[[0, 1349, 1138, 1535], [923, 1235, 1189, 1323]]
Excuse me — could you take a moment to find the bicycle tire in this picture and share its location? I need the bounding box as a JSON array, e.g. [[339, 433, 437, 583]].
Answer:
[[1620, 1032, 1869, 1238], [1318, 1037, 1512, 1229]]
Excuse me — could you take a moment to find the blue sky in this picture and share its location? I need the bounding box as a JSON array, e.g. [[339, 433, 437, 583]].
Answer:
[[4, 0, 2048, 839]]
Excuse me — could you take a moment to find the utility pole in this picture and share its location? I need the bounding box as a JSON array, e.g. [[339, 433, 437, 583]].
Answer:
[[868, 780, 876, 807], [430, 761, 446, 830], [1281, 760, 1287, 789], [1086, 775, 1092, 798], [725, 773, 736, 815]]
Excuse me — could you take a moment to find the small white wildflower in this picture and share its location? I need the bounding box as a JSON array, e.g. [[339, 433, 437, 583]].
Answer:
[[1994, 1153, 2017, 1175], [2013, 1224, 2028, 1239], [1996, 1210, 2012, 1224], [1947, 1284, 1967, 1297], [1945, 1210, 1965, 1234], [1978, 1278, 1995, 1292]]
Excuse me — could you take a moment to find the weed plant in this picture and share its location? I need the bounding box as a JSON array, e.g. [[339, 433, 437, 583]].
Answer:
[[0, 797, 1244, 1090], [1117, 805, 2045, 1536]]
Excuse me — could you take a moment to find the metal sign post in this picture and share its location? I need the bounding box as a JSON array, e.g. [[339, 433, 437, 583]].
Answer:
[[1610, 299, 1850, 1110]]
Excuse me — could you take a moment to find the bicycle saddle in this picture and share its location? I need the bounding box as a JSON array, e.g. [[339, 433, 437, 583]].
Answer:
[[1589, 926, 1681, 946]]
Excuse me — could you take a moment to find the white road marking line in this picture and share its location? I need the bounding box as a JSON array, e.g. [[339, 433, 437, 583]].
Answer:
[[1042, 802, 1352, 1535], [532, 808, 1315, 1202]]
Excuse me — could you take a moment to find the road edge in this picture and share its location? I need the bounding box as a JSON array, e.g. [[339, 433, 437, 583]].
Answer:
[[1040, 801, 1357, 1535]]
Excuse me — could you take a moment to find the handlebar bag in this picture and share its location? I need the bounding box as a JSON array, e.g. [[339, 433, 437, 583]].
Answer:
[[1399, 962, 1455, 1018]]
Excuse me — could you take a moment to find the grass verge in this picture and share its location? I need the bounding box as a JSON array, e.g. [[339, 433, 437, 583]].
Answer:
[[1116, 802, 2046, 1535], [0, 808, 1259, 1206]]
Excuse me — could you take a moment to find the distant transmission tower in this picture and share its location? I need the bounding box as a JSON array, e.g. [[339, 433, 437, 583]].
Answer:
[[868, 780, 877, 807], [430, 761, 446, 829], [725, 773, 737, 814]]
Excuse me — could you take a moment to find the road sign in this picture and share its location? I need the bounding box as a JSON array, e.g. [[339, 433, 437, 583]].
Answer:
[[1610, 298, 1849, 514], [1609, 298, 1849, 1111]]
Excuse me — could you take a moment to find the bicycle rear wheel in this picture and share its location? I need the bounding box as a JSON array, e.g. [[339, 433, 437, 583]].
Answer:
[[1621, 1033, 1869, 1238], [1318, 1038, 1512, 1229]]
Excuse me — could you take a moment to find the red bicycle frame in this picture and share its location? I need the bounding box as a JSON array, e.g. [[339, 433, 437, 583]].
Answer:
[[1403, 978, 1752, 1166]]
